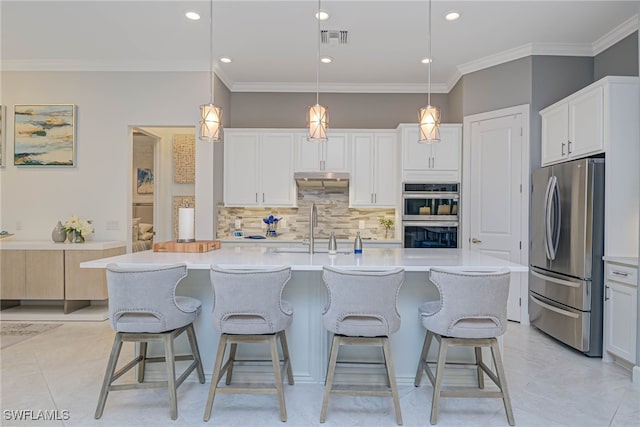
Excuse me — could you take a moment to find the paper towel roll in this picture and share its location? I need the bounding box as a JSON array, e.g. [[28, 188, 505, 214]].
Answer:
[[178, 207, 195, 242]]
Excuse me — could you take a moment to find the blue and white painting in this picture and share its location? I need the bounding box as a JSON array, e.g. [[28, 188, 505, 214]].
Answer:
[[14, 104, 75, 166], [137, 168, 154, 194]]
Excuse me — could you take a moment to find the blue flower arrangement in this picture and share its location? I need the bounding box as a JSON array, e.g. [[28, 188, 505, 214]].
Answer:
[[263, 215, 282, 237]]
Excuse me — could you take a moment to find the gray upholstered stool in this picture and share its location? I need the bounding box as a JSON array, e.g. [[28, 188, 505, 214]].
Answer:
[[414, 268, 515, 425], [95, 263, 205, 420], [320, 266, 405, 425], [204, 265, 294, 422]]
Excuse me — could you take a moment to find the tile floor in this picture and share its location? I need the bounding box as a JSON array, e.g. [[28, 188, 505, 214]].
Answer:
[[1, 320, 638, 427]]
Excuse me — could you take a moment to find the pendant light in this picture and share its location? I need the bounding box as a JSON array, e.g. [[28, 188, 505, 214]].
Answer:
[[307, 0, 328, 142], [418, 0, 440, 143], [199, 0, 222, 142]]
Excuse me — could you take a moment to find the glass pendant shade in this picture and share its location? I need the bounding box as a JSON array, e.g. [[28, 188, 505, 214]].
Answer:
[[307, 103, 328, 142], [418, 105, 441, 143], [200, 103, 223, 142]]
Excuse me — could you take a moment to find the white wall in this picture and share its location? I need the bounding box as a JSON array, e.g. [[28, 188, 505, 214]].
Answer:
[[0, 71, 214, 242]]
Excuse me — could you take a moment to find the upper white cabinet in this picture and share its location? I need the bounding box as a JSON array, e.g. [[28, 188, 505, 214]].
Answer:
[[224, 129, 295, 207], [295, 131, 350, 172], [349, 131, 397, 208], [541, 83, 604, 165], [399, 124, 462, 182], [604, 261, 638, 365]]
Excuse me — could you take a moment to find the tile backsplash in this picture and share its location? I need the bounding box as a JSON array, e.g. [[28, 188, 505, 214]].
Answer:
[[217, 188, 396, 240]]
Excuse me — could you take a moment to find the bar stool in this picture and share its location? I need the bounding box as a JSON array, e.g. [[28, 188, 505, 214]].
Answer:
[[414, 268, 515, 425], [320, 266, 405, 425], [204, 265, 294, 422], [95, 263, 205, 420]]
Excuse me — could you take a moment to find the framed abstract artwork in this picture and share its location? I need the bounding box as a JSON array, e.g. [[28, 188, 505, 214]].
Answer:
[[137, 168, 154, 194], [0, 105, 5, 167], [14, 104, 76, 166]]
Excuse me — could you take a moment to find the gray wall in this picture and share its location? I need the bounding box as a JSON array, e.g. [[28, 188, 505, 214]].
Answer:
[[448, 78, 464, 123], [462, 57, 533, 117], [530, 56, 594, 168], [594, 31, 639, 80], [229, 92, 450, 129]]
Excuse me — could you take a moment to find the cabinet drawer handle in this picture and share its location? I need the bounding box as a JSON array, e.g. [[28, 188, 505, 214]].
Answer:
[[255, 193, 258, 203], [604, 285, 609, 301], [561, 142, 566, 156], [568, 140, 572, 154], [263, 193, 265, 203], [612, 271, 629, 277]]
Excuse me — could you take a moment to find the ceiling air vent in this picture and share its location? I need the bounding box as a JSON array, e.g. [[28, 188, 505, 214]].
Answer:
[[321, 30, 349, 45]]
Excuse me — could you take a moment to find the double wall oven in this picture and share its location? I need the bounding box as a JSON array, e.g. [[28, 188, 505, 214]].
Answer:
[[402, 183, 459, 249]]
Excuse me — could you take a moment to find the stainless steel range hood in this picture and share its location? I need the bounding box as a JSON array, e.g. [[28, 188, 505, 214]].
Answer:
[[294, 172, 349, 188]]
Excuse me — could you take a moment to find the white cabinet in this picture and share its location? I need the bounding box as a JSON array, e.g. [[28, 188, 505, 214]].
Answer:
[[399, 124, 462, 182], [604, 261, 638, 365], [295, 131, 350, 172], [540, 80, 605, 166], [224, 130, 295, 207], [349, 131, 397, 207]]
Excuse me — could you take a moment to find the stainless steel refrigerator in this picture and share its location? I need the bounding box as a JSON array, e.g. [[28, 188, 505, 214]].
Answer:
[[529, 157, 605, 357]]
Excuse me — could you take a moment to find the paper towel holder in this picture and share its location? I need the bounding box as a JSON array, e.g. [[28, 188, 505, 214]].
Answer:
[[177, 203, 196, 243]]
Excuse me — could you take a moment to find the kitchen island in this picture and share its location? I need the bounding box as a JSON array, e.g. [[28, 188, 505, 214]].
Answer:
[[82, 247, 527, 384]]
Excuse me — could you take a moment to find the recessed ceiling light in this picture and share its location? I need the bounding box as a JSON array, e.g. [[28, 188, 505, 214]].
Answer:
[[185, 10, 200, 21], [421, 58, 433, 64], [220, 57, 232, 64], [445, 11, 461, 21], [315, 11, 329, 21], [320, 56, 333, 64]]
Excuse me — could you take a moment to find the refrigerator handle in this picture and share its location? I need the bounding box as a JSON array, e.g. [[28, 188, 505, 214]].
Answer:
[[530, 270, 580, 288], [543, 175, 554, 260], [530, 294, 580, 319], [549, 176, 561, 260]]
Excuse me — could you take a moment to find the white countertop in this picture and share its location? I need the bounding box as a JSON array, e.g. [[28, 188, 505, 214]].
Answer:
[[0, 240, 127, 250], [603, 256, 639, 267], [220, 238, 402, 245], [81, 247, 528, 272]]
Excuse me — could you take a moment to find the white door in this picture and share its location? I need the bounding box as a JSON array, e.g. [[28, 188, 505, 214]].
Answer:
[[261, 133, 295, 206], [224, 132, 260, 207], [350, 134, 375, 207], [324, 132, 350, 172], [466, 111, 526, 322]]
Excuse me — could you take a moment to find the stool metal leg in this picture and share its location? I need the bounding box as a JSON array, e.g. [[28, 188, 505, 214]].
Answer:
[[204, 334, 228, 422], [490, 339, 515, 426], [137, 341, 148, 383], [163, 333, 178, 420], [320, 334, 341, 423], [474, 346, 485, 389], [225, 343, 237, 385], [382, 337, 403, 426], [185, 324, 206, 384], [270, 334, 287, 422], [95, 333, 124, 419], [430, 337, 449, 425], [279, 331, 294, 385], [414, 330, 433, 387]]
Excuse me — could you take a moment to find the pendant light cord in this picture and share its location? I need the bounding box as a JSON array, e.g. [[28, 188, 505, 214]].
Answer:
[[209, 0, 214, 105], [427, 0, 432, 106], [316, 0, 321, 106]]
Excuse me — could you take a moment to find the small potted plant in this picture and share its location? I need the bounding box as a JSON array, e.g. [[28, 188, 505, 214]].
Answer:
[[378, 217, 394, 239]]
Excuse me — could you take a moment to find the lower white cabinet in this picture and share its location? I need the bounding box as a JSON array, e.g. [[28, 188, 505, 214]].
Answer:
[[349, 131, 397, 207], [604, 261, 638, 365], [224, 130, 295, 207]]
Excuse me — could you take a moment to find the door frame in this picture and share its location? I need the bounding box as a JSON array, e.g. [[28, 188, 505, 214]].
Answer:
[[462, 104, 530, 325]]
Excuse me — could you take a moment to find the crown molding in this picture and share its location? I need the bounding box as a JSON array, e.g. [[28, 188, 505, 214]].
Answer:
[[229, 81, 449, 94], [0, 59, 209, 72], [592, 14, 638, 55], [445, 68, 463, 93]]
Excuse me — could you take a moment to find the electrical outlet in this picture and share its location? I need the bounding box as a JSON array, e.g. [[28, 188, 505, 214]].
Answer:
[[359, 220, 365, 229], [280, 219, 287, 229], [235, 218, 242, 229]]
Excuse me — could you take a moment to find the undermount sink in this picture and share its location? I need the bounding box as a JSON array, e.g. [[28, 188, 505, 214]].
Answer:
[[274, 247, 352, 254]]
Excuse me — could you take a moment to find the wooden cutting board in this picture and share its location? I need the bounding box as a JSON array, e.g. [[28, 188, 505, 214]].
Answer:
[[153, 240, 221, 253]]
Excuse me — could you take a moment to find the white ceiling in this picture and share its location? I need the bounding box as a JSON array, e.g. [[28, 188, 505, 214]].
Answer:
[[2, 1, 638, 93]]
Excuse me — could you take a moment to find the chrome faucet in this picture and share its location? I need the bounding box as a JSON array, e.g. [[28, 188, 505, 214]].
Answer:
[[308, 202, 318, 254]]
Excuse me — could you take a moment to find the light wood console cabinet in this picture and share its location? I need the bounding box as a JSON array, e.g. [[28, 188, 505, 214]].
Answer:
[[0, 241, 125, 313]]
